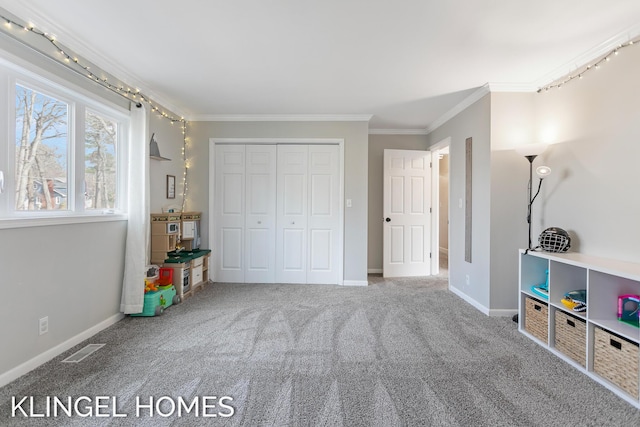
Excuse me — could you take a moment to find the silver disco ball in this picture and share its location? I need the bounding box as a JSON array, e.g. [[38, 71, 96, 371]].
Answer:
[[538, 227, 571, 253]]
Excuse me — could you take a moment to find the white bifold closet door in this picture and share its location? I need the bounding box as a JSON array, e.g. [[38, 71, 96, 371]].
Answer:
[[214, 144, 339, 284], [215, 145, 277, 283]]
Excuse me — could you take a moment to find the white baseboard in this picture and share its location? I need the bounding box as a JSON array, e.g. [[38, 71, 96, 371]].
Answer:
[[367, 269, 383, 274], [0, 313, 124, 388], [448, 286, 516, 317], [448, 286, 490, 315], [488, 308, 518, 317], [342, 280, 369, 286]]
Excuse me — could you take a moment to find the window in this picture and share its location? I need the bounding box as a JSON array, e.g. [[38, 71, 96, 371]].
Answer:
[[15, 84, 69, 211], [0, 56, 129, 226]]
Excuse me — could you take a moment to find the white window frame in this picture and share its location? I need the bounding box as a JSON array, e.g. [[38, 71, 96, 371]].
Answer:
[[0, 55, 130, 229]]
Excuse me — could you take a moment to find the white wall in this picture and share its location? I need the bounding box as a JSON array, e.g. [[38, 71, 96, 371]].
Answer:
[[367, 134, 429, 272], [532, 44, 640, 263], [187, 121, 370, 283], [428, 94, 492, 309]]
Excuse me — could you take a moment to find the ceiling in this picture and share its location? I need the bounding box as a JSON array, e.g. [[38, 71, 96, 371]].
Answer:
[[1, 1, 640, 130]]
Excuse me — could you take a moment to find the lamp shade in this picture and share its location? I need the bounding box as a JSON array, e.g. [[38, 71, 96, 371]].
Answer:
[[536, 165, 551, 178], [515, 143, 548, 157]]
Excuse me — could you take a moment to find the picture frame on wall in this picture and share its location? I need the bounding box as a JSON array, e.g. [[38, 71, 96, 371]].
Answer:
[[166, 175, 176, 199]]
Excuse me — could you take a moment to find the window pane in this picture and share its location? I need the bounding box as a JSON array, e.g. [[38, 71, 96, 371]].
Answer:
[[15, 85, 69, 211], [85, 110, 117, 210]]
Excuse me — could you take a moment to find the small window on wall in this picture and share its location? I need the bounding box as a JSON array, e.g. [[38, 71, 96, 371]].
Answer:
[[14, 84, 69, 211], [85, 109, 118, 210]]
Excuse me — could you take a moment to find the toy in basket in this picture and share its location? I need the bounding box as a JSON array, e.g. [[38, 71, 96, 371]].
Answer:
[[618, 295, 640, 327], [131, 266, 181, 317]]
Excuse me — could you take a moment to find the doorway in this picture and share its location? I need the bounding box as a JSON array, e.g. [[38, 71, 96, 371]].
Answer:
[[430, 138, 450, 277]]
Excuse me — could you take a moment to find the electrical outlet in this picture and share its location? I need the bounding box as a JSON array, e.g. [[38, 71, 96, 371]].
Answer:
[[465, 275, 470, 286], [39, 317, 48, 335]]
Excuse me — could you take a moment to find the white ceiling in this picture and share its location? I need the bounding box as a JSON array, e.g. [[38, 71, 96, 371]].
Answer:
[[1, 0, 640, 130]]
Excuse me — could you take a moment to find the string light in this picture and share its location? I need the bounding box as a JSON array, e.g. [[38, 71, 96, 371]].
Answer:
[[0, 13, 191, 206], [537, 38, 639, 93]]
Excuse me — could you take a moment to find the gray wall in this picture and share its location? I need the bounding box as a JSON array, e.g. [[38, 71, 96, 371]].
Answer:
[[149, 114, 188, 214], [0, 222, 127, 376], [187, 121, 370, 282], [367, 134, 429, 272], [0, 32, 182, 382], [428, 95, 492, 309]]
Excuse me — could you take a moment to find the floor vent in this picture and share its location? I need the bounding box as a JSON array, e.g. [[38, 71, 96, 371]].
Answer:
[[62, 344, 105, 363]]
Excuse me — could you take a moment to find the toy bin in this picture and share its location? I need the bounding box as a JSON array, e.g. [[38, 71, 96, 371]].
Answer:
[[130, 285, 180, 317], [554, 310, 586, 367], [593, 327, 639, 399], [525, 296, 548, 344]]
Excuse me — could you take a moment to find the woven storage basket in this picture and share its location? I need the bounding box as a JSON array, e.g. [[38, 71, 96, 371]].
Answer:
[[525, 297, 548, 343], [593, 327, 639, 399], [554, 310, 586, 367]]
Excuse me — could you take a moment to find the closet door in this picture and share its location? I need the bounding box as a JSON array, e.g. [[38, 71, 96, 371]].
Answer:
[[215, 145, 245, 282], [307, 145, 340, 284], [276, 145, 308, 283], [244, 145, 277, 283]]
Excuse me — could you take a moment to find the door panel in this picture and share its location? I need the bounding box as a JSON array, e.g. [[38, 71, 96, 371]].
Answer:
[[307, 145, 340, 284], [215, 145, 246, 282], [383, 149, 432, 278], [245, 145, 276, 283]]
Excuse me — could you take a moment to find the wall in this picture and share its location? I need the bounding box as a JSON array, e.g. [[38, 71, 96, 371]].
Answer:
[[532, 44, 640, 263], [187, 121, 370, 283], [367, 134, 428, 272], [0, 34, 132, 384], [149, 114, 187, 214], [427, 94, 492, 310]]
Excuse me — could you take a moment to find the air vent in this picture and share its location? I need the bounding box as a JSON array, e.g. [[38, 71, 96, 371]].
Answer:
[[61, 344, 105, 363]]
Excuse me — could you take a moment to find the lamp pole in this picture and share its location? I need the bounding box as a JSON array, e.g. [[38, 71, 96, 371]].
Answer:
[[525, 155, 537, 250]]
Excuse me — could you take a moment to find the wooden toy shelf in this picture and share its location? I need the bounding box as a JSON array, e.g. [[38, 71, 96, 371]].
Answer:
[[519, 249, 640, 407]]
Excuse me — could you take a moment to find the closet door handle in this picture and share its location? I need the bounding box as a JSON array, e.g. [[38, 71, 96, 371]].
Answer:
[[385, 217, 391, 222], [257, 221, 262, 224], [291, 221, 295, 225]]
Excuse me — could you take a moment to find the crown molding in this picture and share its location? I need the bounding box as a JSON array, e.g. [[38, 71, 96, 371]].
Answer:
[[191, 114, 373, 122], [426, 85, 490, 134], [0, 3, 189, 120], [368, 128, 428, 135], [532, 22, 640, 89]]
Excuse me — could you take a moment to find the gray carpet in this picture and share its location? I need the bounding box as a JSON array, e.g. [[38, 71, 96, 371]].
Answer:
[[1, 276, 639, 426]]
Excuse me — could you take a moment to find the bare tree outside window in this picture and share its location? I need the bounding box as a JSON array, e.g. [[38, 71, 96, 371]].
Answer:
[[85, 110, 117, 209], [15, 85, 68, 211]]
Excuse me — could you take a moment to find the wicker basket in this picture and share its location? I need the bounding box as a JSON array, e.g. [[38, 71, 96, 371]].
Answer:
[[554, 310, 586, 367], [525, 297, 548, 343], [593, 327, 639, 399]]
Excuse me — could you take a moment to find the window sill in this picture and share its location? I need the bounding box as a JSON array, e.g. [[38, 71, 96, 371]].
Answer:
[[0, 213, 128, 230]]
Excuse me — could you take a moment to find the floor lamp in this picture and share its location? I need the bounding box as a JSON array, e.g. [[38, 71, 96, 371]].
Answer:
[[513, 144, 550, 323], [516, 144, 551, 251]]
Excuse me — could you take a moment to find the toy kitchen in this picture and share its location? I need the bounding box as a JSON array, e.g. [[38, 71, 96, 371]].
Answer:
[[150, 211, 211, 299]]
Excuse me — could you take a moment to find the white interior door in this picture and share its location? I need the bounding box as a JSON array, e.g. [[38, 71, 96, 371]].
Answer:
[[276, 145, 308, 283], [215, 144, 246, 282], [383, 149, 432, 277], [245, 145, 277, 283], [307, 145, 340, 284]]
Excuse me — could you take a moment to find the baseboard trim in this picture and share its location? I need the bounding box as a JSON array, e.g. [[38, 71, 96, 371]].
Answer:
[[342, 280, 369, 287], [367, 269, 383, 274], [448, 286, 490, 316], [0, 313, 124, 388], [488, 308, 518, 317]]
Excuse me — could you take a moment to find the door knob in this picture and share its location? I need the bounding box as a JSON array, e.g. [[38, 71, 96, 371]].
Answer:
[[385, 218, 391, 222]]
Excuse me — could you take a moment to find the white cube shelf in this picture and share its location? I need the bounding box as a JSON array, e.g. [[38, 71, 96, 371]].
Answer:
[[518, 249, 640, 408]]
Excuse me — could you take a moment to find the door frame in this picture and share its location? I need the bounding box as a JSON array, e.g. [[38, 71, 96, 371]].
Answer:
[[429, 137, 451, 276], [209, 138, 345, 284]]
